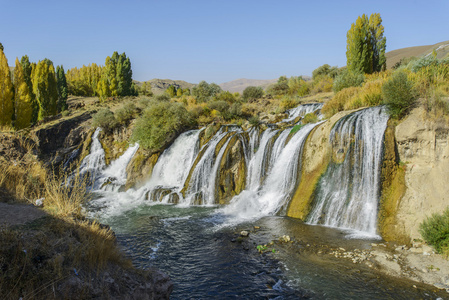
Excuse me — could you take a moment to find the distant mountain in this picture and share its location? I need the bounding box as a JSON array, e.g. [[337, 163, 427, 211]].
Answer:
[[386, 40, 449, 69], [134, 79, 196, 95], [219, 78, 277, 93]]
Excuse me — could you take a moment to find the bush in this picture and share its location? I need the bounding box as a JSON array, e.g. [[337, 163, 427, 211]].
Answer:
[[302, 113, 318, 124], [382, 70, 417, 119], [213, 91, 237, 103], [280, 97, 296, 111], [208, 100, 230, 114], [243, 86, 264, 101], [311, 75, 333, 94], [155, 94, 171, 101], [333, 70, 365, 93], [92, 109, 118, 132], [115, 102, 136, 125], [249, 115, 260, 126], [131, 102, 195, 151], [322, 87, 360, 118], [419, 207, 449, 255]]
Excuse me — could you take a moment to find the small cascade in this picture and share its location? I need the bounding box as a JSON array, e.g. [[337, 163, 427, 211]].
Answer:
[[246, 128, 278, 190], [78, 127, 106, 178], [133, 129, 201, 203], [183, 127, 242, 205], [281, 103, 324, 123], [99, 143, 139, 191], [306, 107, 389, 237], [222, 123, 319, 222], [76, 127, 138, 192]]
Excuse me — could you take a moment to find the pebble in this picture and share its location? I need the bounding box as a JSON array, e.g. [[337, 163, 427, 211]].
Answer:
[[240, 230, 250, 237]]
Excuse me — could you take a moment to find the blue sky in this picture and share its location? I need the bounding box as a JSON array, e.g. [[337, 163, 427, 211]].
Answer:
[[1, 0, 448, 84]]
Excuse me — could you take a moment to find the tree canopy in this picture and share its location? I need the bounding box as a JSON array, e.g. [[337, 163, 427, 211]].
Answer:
[[346, 13, 386, 74]]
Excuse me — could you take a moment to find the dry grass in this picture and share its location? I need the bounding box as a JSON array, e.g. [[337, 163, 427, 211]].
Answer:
[[0, 217, 132, 299], [43, 170, 90, 218], [0, 139, 46, 203]]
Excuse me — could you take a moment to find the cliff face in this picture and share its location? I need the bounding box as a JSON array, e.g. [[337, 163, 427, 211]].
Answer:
[[393, 107, 449, 240]]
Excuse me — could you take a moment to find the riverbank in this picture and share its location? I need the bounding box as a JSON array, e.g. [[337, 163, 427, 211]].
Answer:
[[233, 216, 449, 298], [0, 201, 173, 299]]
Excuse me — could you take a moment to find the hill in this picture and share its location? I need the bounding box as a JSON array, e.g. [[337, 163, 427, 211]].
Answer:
[[134, 79, 196, 95], [386, 40, 449, 69], [219, 78, 278, 93]]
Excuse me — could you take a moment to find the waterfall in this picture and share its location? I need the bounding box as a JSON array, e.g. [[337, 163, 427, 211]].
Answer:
[[79, 127, 106, 178], [183, 127, 241, 205], [99, 143, 139, 191], [76, 127, 139, 191], [281, 103, 324, 123], [221, 123, 319, 222], [133, 129, 202, 203], [306, 107, 389, 237]]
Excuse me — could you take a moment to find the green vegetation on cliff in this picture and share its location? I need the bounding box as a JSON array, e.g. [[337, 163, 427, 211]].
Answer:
[[131, 101, 195, 151], [420, 207, 449, 256]]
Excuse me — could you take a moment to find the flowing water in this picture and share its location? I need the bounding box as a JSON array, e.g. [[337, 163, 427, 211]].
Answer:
[[79, 105, 444, 299], [307, 107, 389, 238]]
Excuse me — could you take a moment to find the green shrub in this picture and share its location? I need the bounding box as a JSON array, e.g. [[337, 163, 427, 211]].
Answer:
[[155, 94, 171, 101], [419, 207, 449, 255], [243, 86, 264, 101], [213, 91, 237, 103], [333, 70, 365, 93], [249, 115, 260, 126], [382, 70, 417, 119], [115, 102, 136, 125], [131, 102, 195, 151], [208, 100, 230, 113], [302, 113, 318, 124], [92, 109, 118, 132]]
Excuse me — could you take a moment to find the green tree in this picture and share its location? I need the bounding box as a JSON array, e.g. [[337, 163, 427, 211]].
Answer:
[[346, 13, 386, 74], [0, 49, 13, 126], [56, 65, 68, 112], [312, 64, 340, 80], [20, 55, 37, 123], [242, 86, 264, 101], [382, 70, 417, 119], [13, 58, 33, 129], [0, 43, 3, 51], [166, 85, 177, 97], [192, 81, 222, 102], [32, 59, 58, 120]]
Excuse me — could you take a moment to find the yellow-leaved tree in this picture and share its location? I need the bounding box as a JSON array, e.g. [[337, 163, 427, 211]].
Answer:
[[32, 59, 58, 120], [14, 58, 33, 129], [0, 49, 13, 127]]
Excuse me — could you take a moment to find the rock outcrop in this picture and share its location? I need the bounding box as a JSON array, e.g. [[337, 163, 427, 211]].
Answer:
[[393, 107, 449, 240]]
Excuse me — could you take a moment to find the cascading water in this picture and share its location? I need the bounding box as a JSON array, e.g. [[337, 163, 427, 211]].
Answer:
[[306, 106, 389, 237], [133, 129, 201, 203], [78, 127, 106, 179], [222, 123, 319, 222], [280, 103, 324, 123], [183, 127, 242, 205]]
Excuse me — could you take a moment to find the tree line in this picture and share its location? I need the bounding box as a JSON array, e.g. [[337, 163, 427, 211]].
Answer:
[[0, 48, 135, 129], [0, 47, 68, 129], [66, 52, 136, 100]]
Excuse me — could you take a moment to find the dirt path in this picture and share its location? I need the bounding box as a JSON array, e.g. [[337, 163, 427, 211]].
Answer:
[[0, 202, 47, 226]]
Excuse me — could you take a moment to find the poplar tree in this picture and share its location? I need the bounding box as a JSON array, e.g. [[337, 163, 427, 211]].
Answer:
[[346, 13, 386, 74], [56, 65, 68, 112], [13, 58, 32, 129], [21, 55, 38, 123], [32, 59, 58, 120], [0, 48, 14, 126]]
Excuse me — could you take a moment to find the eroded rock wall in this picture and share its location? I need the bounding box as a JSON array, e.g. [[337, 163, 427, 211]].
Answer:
[[394, 107, 449, 241]]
